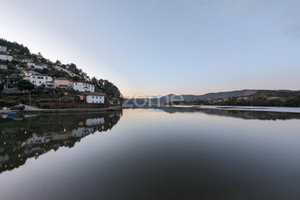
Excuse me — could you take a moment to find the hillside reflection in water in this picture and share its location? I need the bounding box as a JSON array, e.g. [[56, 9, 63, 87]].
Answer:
[[0, 111, 122, 173]]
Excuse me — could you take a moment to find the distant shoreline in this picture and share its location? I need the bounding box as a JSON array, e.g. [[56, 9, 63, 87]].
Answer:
[[122, 105, 300, 114]]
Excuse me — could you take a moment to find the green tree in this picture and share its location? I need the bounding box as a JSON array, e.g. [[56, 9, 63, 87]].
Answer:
[[72, 76, 80, 81], [55, 60, 61, 66], [16, 79, 34, 92]]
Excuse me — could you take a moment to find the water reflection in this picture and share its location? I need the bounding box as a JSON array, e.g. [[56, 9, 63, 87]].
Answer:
[[0, 111, 122, 173], [1, 108, 300, 200], [160, 107, 300, 120]]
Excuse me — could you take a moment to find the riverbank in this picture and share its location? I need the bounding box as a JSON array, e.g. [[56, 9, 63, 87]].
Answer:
[[17, 104, 122, 114]]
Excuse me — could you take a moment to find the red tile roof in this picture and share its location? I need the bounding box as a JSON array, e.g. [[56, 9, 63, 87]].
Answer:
[[82, 92, 106, 96], [75, 82, 93, 85]]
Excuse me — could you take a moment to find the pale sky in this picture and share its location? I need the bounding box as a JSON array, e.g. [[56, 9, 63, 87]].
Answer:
[[1, 0, 300, 97]]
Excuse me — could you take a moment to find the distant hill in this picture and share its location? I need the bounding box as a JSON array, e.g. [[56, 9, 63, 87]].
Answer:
[[124, 90, 300, 107], [171, 89, 258, 101], [183, 90, 300, 107], [125, 90, 257, 106]]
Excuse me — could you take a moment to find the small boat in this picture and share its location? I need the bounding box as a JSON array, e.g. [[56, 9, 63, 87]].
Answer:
[[7, 112, 17, 116]]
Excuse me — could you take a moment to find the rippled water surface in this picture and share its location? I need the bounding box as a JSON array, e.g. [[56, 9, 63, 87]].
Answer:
[[1, 108, 300, 200]]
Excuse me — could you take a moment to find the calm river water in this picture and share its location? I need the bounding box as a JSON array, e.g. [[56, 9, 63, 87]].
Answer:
[[1, 108, 300, 200]]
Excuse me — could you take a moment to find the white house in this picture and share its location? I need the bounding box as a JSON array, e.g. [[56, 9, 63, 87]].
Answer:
[[0, 55, 13, 61], [0, 46, 7, 52], [82, 92, 106, 104], [24, 74, 53, 86], [27, 62, 48, 70], [73, 82, 95, 92]]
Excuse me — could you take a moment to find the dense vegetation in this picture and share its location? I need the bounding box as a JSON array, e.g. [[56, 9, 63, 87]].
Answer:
[[0, 38, 30, 56], [91, 77, 122, 101]]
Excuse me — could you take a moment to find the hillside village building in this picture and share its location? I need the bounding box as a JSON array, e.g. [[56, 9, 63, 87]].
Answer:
[[79, 92, 106, 104], [24, 74, 53, 86], [0, 45, 7, 52], [0, 55, 13, 61], [27, 62, 48, 70], [0, 65, 7, 70], [73, 82, 95, 92], [55, 77, 73, 89]]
